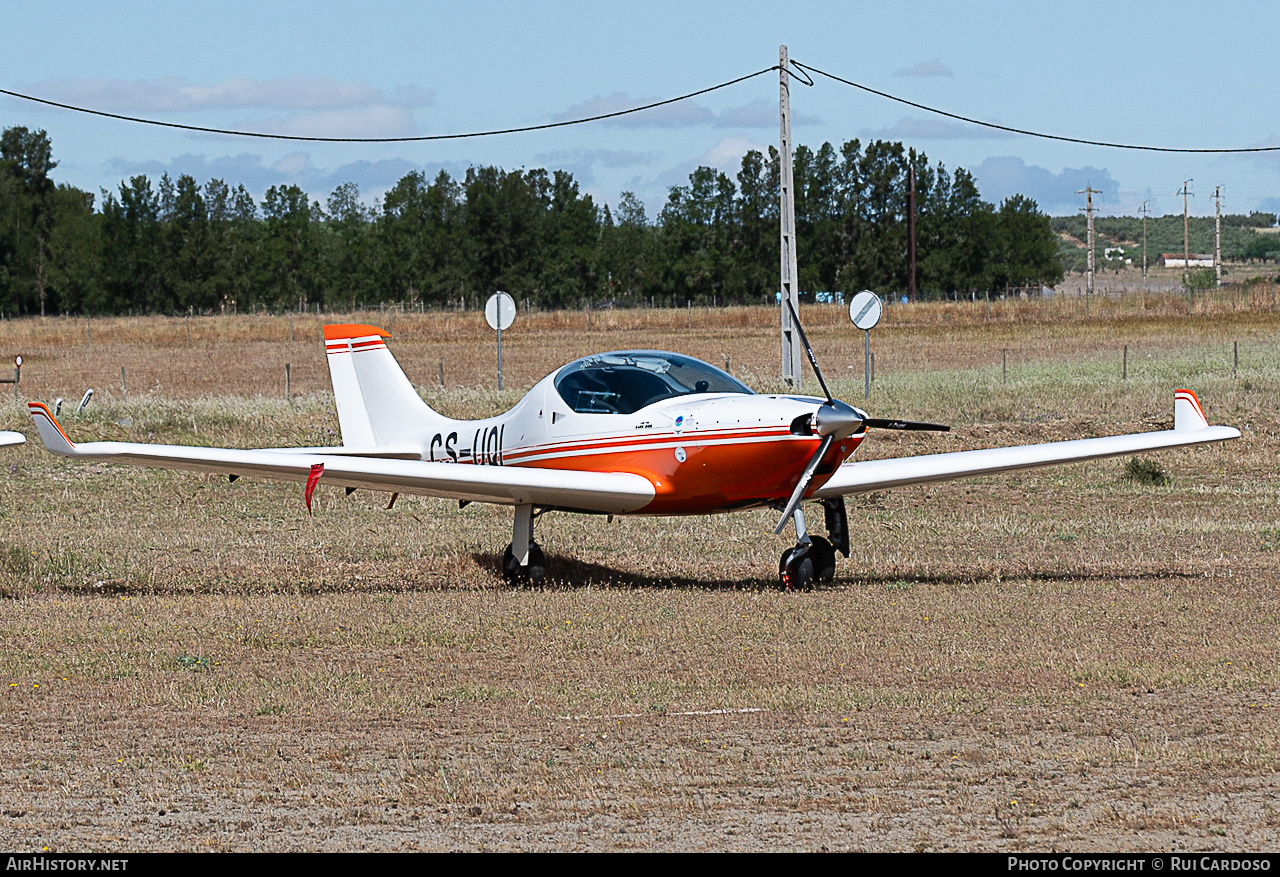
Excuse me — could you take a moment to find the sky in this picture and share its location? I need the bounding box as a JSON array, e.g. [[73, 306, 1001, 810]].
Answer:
[[3, 0, 1278, 221]]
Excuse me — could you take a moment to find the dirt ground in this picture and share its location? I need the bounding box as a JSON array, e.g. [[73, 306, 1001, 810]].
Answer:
[[0, 304, 1277, 852]]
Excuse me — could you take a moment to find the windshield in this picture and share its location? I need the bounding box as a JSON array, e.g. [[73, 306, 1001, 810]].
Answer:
[[553, 351, 753, 415]]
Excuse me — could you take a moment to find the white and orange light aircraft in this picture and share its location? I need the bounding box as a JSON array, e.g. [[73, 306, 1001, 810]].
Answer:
[[27, 321, 1239, 588]]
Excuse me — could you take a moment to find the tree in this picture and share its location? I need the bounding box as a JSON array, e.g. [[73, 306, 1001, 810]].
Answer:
[[991, 195, 1063, 290], [99, 176, 163, 313], [599, 191, 654, 302], [257, 184, 320, 311], [0, 127, 58, 314]]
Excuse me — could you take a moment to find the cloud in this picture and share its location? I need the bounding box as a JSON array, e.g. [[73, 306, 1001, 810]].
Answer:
[[971, 156, 1120, 214], [17, 75, 434, 112], [33, 75, 433, 112], [102, 151, 425, 205], [551, 91, 826, 132], [700, 136, 767, 172], [714, 97, 821, 128], [552, 91, 714, 128], [648, 136, 770, 200], [534, 148, 661, 170], [551, 92, 822, 131], [531, 148, 662, 197], [859, 115, 1014, 141], [893, 58, 953, 78], [239, 105, 420, 139]]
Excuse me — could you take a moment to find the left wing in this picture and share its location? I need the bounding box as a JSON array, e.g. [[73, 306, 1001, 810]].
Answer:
[[815, 389, 1239, 498], [27, 402, 654, 514], [0, 431, 24, 448]]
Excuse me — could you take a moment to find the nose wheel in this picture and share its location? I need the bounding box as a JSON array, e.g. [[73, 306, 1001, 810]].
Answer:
[[779, 546, 814, 590], [779, 535, 835, 590], [777, 500, 844, 590]]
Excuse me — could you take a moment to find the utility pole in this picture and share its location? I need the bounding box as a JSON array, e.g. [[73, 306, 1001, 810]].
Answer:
[[778, 45, 802, 387], [1077, 186, 1101, 302], [1178, 179, 1194, 288], [1214, 185, 1223, 287], [1139, 201, 1150, 292], [907, 163, 917, 302]]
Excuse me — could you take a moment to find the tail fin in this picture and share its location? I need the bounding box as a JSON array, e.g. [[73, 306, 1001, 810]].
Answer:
[[28, 402, 76, 455], [323, 324, 447, 448], [1173, 389, 1209, 432]]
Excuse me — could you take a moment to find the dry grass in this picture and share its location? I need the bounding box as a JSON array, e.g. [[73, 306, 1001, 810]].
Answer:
[[1, 297, 1278, 851]]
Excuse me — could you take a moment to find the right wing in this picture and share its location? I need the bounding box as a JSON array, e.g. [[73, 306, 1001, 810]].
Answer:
[[27, 402, 654, 515], [814, 389, 1240, 498]]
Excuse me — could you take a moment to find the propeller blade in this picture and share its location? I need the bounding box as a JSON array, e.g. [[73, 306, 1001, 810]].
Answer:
[[862, 418, 950, 432], [773, 434, 833, 534], [783, 298, 832, 403]]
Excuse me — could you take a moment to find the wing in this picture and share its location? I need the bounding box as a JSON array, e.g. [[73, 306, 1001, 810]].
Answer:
[[27, 402, 654, 514], [814, 389, 1239, 498], [0, 430, 24, 448]]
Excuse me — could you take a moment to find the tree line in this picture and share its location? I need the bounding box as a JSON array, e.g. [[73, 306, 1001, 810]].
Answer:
[[1, 125, 1065, 317], [1051, 213, 1280, 274]]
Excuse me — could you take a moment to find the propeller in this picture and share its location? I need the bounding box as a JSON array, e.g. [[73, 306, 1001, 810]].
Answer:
[[772, 300, 949, 535], [862, 418, 950, 432]]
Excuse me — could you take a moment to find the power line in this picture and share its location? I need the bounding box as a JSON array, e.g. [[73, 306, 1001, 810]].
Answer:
[[0, 67, 780, 143], [4, 58, 1277, 156], [789, 59, 1280, 155]]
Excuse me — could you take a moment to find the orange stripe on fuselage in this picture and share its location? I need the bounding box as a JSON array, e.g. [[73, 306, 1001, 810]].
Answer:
[[507, 431, 864, 515], [500, 424, 792, 465]]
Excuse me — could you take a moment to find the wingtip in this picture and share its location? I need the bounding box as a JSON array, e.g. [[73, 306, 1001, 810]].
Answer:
[[27, 401, 77, 454]]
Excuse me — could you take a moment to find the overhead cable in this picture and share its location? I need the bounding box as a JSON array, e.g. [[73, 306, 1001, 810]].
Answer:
[[789, 59, 1280, 154], [0, 67, 779, 143]]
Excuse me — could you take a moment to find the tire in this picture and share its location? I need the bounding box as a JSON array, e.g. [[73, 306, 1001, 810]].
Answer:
[[809, 535, 837, 583], [502, 542, 546, 584], [779, 547, 815, 591]]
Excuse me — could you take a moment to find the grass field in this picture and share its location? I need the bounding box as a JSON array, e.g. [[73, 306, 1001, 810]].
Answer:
[[1, 295, 1277, 851]]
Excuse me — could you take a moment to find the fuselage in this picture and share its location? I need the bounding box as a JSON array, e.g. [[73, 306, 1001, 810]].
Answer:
[[413, 351, 866, 515]]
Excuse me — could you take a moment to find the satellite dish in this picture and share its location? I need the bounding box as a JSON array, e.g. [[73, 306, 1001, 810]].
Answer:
[[848, 290, 882, 331], [485, 292, 516, 332]]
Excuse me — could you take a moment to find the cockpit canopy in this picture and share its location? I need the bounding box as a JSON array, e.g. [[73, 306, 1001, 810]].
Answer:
[[553, 351, 754, 415]]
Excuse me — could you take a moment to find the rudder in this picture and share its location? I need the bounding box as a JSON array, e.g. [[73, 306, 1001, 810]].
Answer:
[[323, 324, 447, 448]]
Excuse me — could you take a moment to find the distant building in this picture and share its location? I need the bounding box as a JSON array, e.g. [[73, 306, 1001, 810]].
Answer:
[[1158, 253, 1214, 268]]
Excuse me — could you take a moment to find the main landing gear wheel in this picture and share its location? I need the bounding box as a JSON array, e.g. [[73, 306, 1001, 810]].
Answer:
[[502, 542, 546, 583], [808, 535, 837, 583], [779, 547, 815, 591]]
